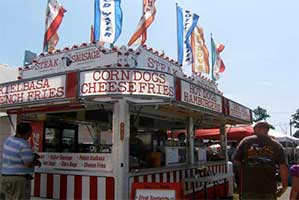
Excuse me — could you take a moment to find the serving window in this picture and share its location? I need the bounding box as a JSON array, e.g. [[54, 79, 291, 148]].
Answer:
[[44, 124, 78, 152], [37, 109, 113, 153], [129, 108, 188, 170]]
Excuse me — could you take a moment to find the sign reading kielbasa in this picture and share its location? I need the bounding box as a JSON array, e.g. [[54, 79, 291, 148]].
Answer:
[[22, 45, 118, 79], [79, 69, 175, 98], [179, 79, 222, 113], [0, 75, 66, 106], [39, 153, 112, 171], [228, 100, 251, 122]]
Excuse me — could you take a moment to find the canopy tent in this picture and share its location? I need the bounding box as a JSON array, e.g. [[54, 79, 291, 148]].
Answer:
[[195, 125, 253, 141], [195, 125, 299, 144], [268, 129, 299, 144]]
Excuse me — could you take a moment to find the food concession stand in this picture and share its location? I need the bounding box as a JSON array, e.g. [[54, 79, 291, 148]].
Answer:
[[0, 43, 252, 199]]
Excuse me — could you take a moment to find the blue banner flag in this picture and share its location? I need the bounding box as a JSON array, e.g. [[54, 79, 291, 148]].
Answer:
[[94, 0, 123, 44], [176, 5, 199, 66]]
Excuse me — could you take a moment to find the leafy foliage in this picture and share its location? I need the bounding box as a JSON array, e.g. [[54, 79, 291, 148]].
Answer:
[[253, 106, 270, 122], [252, 106, 275, 129], [293, 130, 299, 138], [291, 109, 299, 129]]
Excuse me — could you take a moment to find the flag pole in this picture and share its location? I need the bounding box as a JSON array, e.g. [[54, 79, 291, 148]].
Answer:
[[43, 0, 50, 52], [176, 2, 179, 65], [210, 33, 214, 81], [90, 25, 94, 43], [142, 0, 147, 44]]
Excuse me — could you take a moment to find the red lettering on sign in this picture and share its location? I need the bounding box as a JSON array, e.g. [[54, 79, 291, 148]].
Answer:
[[147, 57, 171, 73], [80, 70, 174, 97]]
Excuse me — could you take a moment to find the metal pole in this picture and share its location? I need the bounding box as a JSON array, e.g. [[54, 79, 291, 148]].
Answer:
[[219, 125, 227, 161], [189, 117, 194, 164], [112, 99, 129, 199], [290, 119, 293, 136]]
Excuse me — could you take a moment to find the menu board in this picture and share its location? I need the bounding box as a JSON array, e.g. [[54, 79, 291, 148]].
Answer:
[[39, 153, 112, 171], [165, 147, 187, 166]]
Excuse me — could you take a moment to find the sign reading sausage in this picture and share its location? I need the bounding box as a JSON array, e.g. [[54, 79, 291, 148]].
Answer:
[[22, 45, 118, 79], [79, 69, 175, 98]]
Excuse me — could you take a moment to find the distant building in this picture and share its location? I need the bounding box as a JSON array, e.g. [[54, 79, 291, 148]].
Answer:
[[0, 64, 18, 83], [0, 64, 18, 171]]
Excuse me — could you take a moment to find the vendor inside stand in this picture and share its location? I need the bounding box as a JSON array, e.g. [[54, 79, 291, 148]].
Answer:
[[129, 127, 146, 167], [128, 110, 188, 170]]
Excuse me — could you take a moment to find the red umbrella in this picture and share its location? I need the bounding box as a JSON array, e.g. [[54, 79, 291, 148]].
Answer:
[[195, 125, 253, 141]]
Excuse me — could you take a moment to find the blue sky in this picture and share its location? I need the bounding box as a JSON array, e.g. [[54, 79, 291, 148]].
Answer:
[[0, 0, 298, 134]]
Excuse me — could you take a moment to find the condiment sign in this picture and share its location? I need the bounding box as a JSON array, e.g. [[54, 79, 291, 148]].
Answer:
[[228, 100, 251, 122], [79, 69, 175, 98], [179, 79, 222, 113], [22, 45, 118, 79], [0, 75, 66, 106], [39, 153, 112, 171], [130, 183, 183, 200], [135, 189, 175, 200]]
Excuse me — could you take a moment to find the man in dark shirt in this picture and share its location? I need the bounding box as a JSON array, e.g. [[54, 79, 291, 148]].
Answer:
[[234, 121, 288, 200], [129, 127, 145, 166]]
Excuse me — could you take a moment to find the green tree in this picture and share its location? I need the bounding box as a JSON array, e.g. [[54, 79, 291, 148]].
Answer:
[[293, 130, 299, 138], [291, 109, 299, 128], [253, 106, 275, 129], [253, 106, 270, 122]]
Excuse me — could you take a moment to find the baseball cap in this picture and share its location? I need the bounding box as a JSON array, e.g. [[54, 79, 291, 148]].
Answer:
[[254, 121, 270, 129]]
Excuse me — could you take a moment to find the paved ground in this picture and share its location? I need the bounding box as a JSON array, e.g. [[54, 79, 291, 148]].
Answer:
[[30, 186, 294, 200], [30, 189, 292, 200], [278, 187, 291, 200], [232, 187, 291, 200]]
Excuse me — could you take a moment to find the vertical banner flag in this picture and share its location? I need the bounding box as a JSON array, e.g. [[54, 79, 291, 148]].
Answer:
[[94, 0, 123, 44], [176, 5, 199, 66], [211, 36, 225, 81], [191, 26, 210, 74], [127, 0, 157, 46], [43, 0, 66, 52]]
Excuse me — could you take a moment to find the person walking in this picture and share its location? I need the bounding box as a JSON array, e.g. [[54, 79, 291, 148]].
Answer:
[[1, 122, 41, 200], [290, 164, 299, 199], [234, 121, 288, 200]]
